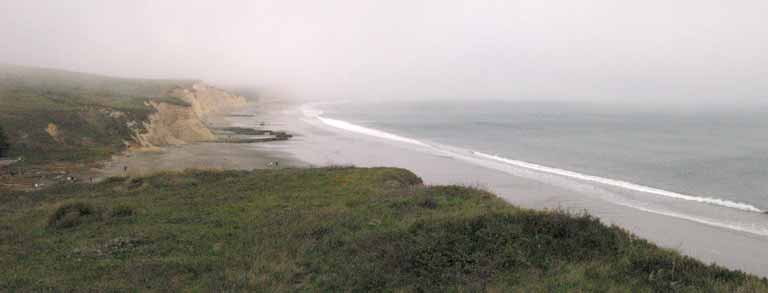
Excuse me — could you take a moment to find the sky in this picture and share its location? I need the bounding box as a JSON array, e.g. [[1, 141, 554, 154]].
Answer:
[[1, 0, 767, 104]]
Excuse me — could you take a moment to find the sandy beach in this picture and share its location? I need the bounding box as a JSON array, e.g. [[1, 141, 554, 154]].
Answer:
[[95, 100, 306, 179], [94, 98, 768, 277], [225, 100, 768, 278]]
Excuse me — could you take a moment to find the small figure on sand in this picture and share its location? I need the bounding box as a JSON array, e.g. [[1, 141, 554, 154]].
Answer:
[[123, 165, 128, 173]]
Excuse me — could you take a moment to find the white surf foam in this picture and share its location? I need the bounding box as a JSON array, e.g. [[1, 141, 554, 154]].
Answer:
[[301, 104, 766, 218], [318, 116, 430, 147], [472, 152, 763, 213], [304, 107, 764, 213]]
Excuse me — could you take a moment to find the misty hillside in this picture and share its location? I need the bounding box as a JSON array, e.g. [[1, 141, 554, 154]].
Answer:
[[0, 63, 193, 111], [0, 65, 201, 164]]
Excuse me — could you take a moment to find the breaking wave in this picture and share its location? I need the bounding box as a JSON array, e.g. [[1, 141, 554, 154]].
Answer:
[[301, 103, 768, 235]]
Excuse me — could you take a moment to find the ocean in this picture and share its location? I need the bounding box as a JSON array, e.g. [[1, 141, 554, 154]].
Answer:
[[301, 99, 768, 236]]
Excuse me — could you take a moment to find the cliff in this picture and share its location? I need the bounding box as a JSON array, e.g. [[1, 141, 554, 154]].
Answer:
[[132, 101, 216, 146], [131, 82, 247, 147], [0, 64, 249, 163], [170, 82, 248, 119]]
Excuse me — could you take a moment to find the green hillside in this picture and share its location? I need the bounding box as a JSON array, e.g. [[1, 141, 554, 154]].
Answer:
[[0, 64, 192, 163], [1, 167, 764, 291]]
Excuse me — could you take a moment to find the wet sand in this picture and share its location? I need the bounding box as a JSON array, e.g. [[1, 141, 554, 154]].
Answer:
[[225, 101, 768, 278], [94, 98, 768, 277], [95, 102, 306, 179]]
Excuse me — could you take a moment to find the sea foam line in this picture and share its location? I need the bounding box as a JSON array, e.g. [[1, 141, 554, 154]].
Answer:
[[317, 116, 429, 147], [472, 152, 764, 213], [303, 105, 764, 214]]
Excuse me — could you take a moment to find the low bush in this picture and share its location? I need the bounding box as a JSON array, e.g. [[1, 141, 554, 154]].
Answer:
[[47, 202, 98, 229], [126, 177, 145, 190], [324, 164, 356, 170], [110, 205, 136, 218], [419, 197, 439, 209], [0, 124, 8, 158], [102, 176, 128, 184]]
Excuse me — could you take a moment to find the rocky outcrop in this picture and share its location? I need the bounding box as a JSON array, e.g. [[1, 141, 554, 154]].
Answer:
[[131, 82, 246, 147]]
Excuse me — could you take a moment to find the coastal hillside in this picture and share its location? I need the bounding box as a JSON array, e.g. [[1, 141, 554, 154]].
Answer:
[[1, 167, 765, 291], [0, 64, 246, 164]]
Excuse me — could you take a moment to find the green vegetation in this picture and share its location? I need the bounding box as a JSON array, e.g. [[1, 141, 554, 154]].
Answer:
[[47, 202, 98, 229], [1, 167, 764, 291], [0, 64, 193, 164], [0, 124, 8, 157], [1, 64, 763, 291]]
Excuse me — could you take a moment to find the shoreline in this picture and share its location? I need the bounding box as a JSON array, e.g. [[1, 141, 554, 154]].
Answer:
[[91, 98, 768, 277], [228, 100, 768, 278], [94, 100, 306, 179]]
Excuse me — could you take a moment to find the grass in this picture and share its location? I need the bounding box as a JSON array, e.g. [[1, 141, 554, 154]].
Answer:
[[1, 167, 765, 291], [0, 63, 193, 164], [0, 124, 8, 157]]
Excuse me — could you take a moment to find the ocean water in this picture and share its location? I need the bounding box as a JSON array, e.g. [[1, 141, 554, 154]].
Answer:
[[300, 100, 768, 234]]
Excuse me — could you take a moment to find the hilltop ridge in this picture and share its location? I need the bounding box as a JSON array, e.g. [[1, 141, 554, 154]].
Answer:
[[1, 167, 766, 291]]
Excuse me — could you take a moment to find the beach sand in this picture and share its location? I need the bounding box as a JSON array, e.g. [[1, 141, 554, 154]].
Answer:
[[95, 98, 768, 277], [95, 100, 306, 179], [97, 142, 305, 178], [227, 100, 768, 278]]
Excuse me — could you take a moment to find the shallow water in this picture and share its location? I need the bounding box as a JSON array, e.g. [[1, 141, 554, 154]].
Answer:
[[324, 100, 768, 211], [231, 100, 768, 277], [298, 100, 768, 235]]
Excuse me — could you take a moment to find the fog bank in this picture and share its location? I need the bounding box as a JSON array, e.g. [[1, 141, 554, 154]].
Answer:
[[1, 0, 767, 104]]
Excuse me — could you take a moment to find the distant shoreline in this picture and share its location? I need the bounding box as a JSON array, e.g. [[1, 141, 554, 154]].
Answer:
[[94, 100, 306, 179]]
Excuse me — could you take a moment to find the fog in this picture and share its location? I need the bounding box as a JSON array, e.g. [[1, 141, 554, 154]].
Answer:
[[1, 0, 767, 104]]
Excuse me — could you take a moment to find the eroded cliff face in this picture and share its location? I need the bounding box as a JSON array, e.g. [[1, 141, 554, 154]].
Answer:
[[133, 101, 216, 147], [170, 82, 248, 119], [131, 82, 246, 147]]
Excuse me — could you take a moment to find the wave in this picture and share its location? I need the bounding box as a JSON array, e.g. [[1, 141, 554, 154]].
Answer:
[[316, 116, 430, 147], [303, 106, 768, 235], [471, 152, 763, 213], [302, 105, 763, 213]]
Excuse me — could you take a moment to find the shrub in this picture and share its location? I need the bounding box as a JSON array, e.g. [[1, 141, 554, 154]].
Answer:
[[47, 202, 98, 229], [126, 178, 144, 189], [102, 176, 128, 184], [0, 124, 8, 157], [419, 198, 439, 209], [325, 164, 356, 170], [308, 211, 625, 290], [111, 205, 136, 218]]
